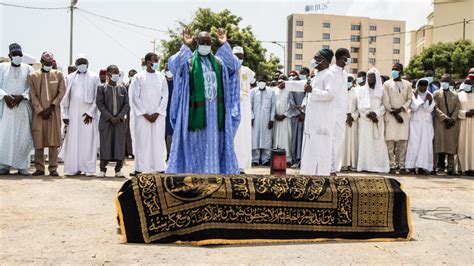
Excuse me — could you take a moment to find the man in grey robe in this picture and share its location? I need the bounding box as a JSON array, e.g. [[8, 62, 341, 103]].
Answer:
[[251, 75, 275, 166], [96, 65, 130, 177]]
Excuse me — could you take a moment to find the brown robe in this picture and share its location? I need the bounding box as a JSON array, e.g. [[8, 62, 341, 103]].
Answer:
[[433, 89, 460, 154], [28, 70, 65, 149]]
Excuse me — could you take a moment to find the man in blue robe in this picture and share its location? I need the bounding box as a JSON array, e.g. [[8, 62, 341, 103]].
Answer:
[[166, 28, 240, 174]]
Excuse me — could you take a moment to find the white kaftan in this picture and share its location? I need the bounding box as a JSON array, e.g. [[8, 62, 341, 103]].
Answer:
[[342, 86, 359, 169], [273, 87, 292, 162], [130, 70, 168, 173], [457, 91, 474, 172]]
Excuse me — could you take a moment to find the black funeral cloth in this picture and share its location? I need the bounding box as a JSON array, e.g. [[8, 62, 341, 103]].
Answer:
[[115, 174, 411, 245]]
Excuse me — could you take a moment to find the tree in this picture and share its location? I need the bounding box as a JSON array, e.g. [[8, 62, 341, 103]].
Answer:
[[159, 8, 282, 78], [406, 40, 474, 80]]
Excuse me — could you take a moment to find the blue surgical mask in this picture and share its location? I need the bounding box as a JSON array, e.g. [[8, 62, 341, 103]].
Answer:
[[310, 58, 318, 69], [11, 56, 22, 65], [463, 84, 472, 92], [238, 59, 243, 65], [440, 82, 449, 90], [299, 75, 307, 80], [77, 64, 88, 73], [288, 76, 295, 81], [426, 76, 433, 83], [347, 82, 353, 89], [198, 45, 211, 56], [152, 63, 159, 71], [110, 74, 120, 82], [391, 70, 400, 79], [356, 77, 364, 84], [42, 65, 52, 72]]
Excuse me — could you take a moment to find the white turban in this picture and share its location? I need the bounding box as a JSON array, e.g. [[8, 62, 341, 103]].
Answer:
[[75, 53, 88, 61], [232, 46, 244, 54]]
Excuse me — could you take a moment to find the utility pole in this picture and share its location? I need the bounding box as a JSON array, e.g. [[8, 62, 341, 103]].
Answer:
[[272, 41, 286, 74], [151, 39, 156, 52], [463, 18, 466, 40], [69, 0, 78, 65]]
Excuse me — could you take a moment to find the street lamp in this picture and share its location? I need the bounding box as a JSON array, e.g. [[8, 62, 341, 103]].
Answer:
[[69, 0, 78, 65], [271, 41, 286, 74]]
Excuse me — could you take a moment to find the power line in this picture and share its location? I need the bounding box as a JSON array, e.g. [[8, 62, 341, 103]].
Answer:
[[76, 7, 168, 33], [261, 20, 472, 43], [0, 2, 68, 10], [76, 12, 141, 59]]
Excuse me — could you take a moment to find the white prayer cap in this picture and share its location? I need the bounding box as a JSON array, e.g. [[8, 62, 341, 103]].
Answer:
[[75, 53, 88, 61], [22, 53, 36, 65], [233, 46, 244, 54]]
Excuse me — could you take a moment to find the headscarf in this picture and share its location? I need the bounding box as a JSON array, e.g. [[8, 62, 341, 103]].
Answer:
[[358, 68, 383, 111], [415, 78, 430, 100], [41, 51, 54, 63]]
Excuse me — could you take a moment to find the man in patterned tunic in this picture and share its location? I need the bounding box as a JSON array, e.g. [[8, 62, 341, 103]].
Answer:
[[0, 43, 34, 176]]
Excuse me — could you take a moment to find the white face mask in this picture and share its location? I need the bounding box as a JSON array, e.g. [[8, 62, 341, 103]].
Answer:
[[449, 85, 454, 91], [288, 76, 295, 81], [347, 82, 353, 89], [151, 63, 159, 71], [11, 56, 22, 65], [77, 64, 88, 73], [198, 45, 211, 56], [165, 71, 173, 78], [440, 82, 449, 90], [42, 65, 52, 72], [257, 82, 266, 89], [299, 75, 307, 80], [110, 74, 120, 82], [356, 77, 364, 84], [426, 76, 433, 83], [310, 58, 318, 69], [238, 59, 243, 65]]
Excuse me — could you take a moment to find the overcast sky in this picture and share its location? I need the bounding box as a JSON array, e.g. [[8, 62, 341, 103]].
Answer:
[[1, 0, 433, 75]]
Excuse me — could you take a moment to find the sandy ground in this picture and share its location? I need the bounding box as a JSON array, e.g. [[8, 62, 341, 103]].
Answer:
[[1, 160, 473, 265]]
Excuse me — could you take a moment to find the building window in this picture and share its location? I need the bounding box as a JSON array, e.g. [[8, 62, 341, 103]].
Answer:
[[351, 68, 358, 74], [369, 36, 376, 42], [351, 35, 360, 42], [295, 65, 302, 70], [295, 43, 303, 49], [296, 31, 303, 38], [394, 26, 401, 32], [323, 22, 331, 28], [393, 37, 400, 44], [369, 47, 376, 54], [322, 45, 330, 49], [350, 47, 359, 53], [295, 54, 303, 60], [369, 58, 376, 65], [393, 49, 400, 54], [351, 24, 361, 31], [370, 25, 377, 31], [350, 58, 358, 64], [323, 33, 330, 40], [392, 59, 400, 64], [296, 20, 304, 26]]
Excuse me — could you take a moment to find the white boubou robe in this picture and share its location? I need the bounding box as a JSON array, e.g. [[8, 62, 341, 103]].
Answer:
[[342, 85, 360, 169], [60, 70, 100, 174], [273, 86, 292, 162], [130, 70, 169, 173], [405, 90, 436, 171], [234, 66, 255, 170]]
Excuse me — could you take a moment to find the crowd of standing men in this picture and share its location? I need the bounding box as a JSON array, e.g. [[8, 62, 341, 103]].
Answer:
[[0, 40, 473, 177]]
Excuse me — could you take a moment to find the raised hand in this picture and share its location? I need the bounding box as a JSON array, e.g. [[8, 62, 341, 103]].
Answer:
[[217, 28, 227, 45], [183, 28, 193, 46]]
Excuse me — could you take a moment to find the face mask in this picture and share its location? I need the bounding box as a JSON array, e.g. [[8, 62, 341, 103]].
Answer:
[[42, 65, 52, 72], [77, 64, 88, 73], [257, 82, 266, 89], [310, 58, 318, 69], [110, 74, 120, 82], [288, 76, 295, 81], [426, 76, 433, 83], [299, 75, 307, 80], [391, 70, 400, 79], [463, 84, 472, 92], [347, 82, 353, 89], [198, 45, 211, 56], [440, 82, 449, 90], [11, 56, 22, 65], [449, 85, 454, 91], [238, 59, 243, 65], [152, 63, 159, 71], [356, 77, 364, 84], [165, 71, 173, 78]]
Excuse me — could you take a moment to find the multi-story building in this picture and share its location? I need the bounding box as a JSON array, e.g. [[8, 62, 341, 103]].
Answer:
[[287, 14, 406, 76], [410, 0, 474, 59]]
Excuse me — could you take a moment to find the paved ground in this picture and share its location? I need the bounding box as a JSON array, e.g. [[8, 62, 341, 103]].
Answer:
[[1, 161, 473, 264]]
